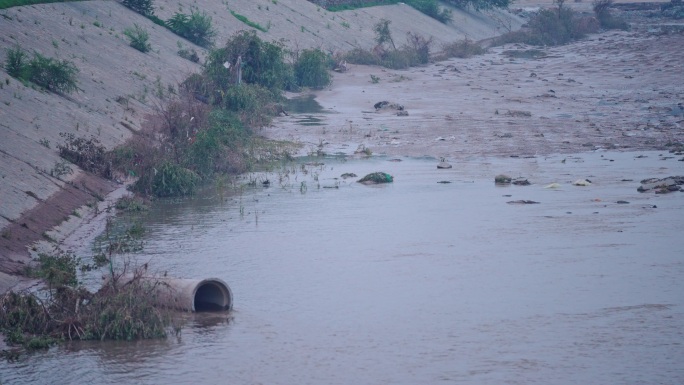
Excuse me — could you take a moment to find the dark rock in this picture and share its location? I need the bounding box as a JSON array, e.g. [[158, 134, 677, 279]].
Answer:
[[495, 174, 512, 184], [512, 178, 531, 186], [616, 200, 630, 204]]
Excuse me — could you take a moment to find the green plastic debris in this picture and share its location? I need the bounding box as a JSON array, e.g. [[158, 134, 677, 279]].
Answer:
[[358, 172, 393, 185]]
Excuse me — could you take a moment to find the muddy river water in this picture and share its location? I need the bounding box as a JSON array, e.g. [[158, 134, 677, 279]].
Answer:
[[3, 151, 684, 384]]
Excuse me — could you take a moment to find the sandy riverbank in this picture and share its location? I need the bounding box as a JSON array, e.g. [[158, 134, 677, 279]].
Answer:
[[263, 8, 683, 160]]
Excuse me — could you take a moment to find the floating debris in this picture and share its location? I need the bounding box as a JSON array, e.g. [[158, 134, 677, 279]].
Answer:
[[495, 174, 512, 184], [544, 183, 561, 189], [341, 173, 357, 179], [358, 172, 393, 185], [637, 176, 684, 193], [512, 178, 531, 186], [437, 158, 452, 169], [507, 200, 540, 204], [573, 179, 592, 186]]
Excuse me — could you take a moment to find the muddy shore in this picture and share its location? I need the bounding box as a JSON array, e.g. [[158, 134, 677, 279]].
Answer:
[[264, 10, 683, 159]]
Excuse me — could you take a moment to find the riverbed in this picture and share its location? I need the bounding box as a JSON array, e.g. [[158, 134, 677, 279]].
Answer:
[[3, 151, 683, 384]]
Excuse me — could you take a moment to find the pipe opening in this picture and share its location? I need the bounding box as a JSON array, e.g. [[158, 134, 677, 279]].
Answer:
[[194, 280, 232, 312]]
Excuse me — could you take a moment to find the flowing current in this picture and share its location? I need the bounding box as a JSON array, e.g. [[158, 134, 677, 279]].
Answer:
[[3, 151, 684, 384]]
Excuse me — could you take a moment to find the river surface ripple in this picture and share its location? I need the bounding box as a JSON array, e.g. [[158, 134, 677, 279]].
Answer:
[[3, 151, 684, 384]]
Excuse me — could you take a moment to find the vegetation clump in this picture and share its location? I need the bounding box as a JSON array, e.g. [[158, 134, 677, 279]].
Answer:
[[122, 0, 154, 17], [124, 24, 152, 53], [344, 19, 434, 69], [592, 0, 629, 30], [4, 46, 79, 94], [492, 2, 600, 46], [1, 220, 175, 358], [166, 11, 216, 48]]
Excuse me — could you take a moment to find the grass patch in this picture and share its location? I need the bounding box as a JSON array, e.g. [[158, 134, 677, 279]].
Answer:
[[229, 10, 268, 32], [491, 6, 600, 46], [4, 46, 79, 94], [0, 0, 84, 10]]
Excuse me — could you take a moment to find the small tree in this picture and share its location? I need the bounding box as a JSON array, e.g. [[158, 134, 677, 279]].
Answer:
[[373, 19, 396, 50], [294, 49, 331, 89], [122, 0, 155, 17], [124, 24, 152, 53]]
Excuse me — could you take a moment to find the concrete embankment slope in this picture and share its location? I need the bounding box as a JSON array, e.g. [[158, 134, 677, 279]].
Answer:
[[0, 0, 522, 281]]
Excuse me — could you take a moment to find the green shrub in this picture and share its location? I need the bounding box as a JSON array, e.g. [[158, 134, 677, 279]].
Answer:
[[27, 252, 80, 288], [6, 48, 80, 93], [294, 49, 331, 89], [220, 83, 280, 126], [204, 30, 292, 92], [151, 161, 199, 197], [4, 46, 28, 79], [27, 52, 80, 93], [124, 24, 152, 53], [122, 0, 155, 17], [190, 110, 252, 175], [166, 11, 216, 48]]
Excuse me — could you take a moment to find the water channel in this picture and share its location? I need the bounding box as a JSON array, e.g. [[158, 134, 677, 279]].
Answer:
[[3, 151, 684, 384]]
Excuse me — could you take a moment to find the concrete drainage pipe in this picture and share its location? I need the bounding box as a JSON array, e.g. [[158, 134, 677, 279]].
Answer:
[[133, 277, 233, 312]]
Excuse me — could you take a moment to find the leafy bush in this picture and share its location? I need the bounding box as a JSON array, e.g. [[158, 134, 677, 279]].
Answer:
[[27, 53, 80, 93], [4, 46, 28, 79], [5, 47, 80, 93], [204, 30, 293, 92], [124, 24, 152, 53], [151, 161, 199, 197], [190, 110, 252, 176], [294, 49, 331, 89], [27, 252, 80, 288], [166, 11, 216, 48], [220, 83, 280, 127], [122, 0, 155, 17]]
